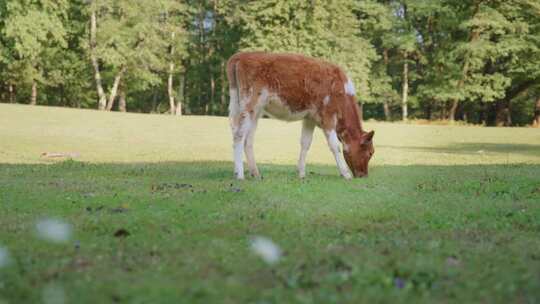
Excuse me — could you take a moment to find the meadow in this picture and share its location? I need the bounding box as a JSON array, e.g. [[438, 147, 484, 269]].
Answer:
[[0, 103, 539, 303]]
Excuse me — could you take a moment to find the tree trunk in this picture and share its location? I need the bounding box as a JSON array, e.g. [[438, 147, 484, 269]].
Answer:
[[506, 103, 512, 126], [106, 67, 125, 111], [90, 9, 107, 110], [151, 88, 158, 113], [210, 73, 215, 115], [358, 103, 364, 122], [481, 102, 489, 125], [533, 97, 540, 127], [168, 61, 176, 114], [207, 0, 218, 115], [198, 3, 205, 114], [449, 3, 481, 122], [221, 61, 227, 114], [495, 100, 512, 127], [91, 55, 107, 110], [175, 74, 185, 116], [8, 83, 14, 103], [118, 89, 126, 112], [477, 101, 484, 124], [168, 30, 176, 114], [30, 81, 37, 105], [441, 101, 448, 120], [382, 48, 391, 121], [383, 102, 391, 121], [449, 99, 459, 122], [426, 99, 433, 120], [401, 54, 409, 121], [60, 85, 65, 106], [448, 51, 472, 122]]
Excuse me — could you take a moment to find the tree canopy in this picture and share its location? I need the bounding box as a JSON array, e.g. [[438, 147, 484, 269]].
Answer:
[[0, 0, 539, 126]]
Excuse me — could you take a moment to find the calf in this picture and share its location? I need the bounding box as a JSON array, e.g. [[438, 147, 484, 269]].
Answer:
[[227, 52, 374, 180]]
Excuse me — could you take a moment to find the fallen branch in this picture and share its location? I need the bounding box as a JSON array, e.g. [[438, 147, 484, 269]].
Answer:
[[41, 152, 80, 158]]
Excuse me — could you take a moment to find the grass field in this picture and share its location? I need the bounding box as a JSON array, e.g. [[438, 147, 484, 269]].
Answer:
[[1, 103, 539, 303]]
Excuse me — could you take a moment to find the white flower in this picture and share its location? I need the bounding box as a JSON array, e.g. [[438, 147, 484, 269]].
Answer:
[[250, 236, 281, 265], [36, 219, 72, 243], [42, 283, 66, 304], [0, 246, 10, 268]]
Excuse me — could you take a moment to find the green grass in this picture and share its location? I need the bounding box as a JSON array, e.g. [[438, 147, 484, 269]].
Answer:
[[1, 103, 539, 303]]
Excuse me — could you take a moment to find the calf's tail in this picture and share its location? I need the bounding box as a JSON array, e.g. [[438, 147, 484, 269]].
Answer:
[[227, 57, 242, 115]]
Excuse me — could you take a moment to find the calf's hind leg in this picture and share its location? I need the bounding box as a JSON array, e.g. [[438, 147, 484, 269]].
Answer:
[[229, 88, 250, 180], [230, 88, 262, 180], [297, 119, 315, 178], [243, 89, 266, 178], [244, 118, 260, 178], [230, 112, 251, 180]]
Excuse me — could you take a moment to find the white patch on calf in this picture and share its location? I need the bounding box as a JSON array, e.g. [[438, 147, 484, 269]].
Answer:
[[344, 77, 356, 96], [228, 89, 240, 115], [263, 91, 314, 122], [259, 88, 270, 108], [323, 95, 331, 106], [326, 130, 341, 153]]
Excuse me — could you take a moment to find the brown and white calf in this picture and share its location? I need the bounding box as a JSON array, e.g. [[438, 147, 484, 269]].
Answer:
[[227, 52, 375, 180]]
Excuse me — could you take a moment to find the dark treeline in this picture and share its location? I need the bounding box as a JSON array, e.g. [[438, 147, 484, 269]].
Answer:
[[0, 0, 539, 126]]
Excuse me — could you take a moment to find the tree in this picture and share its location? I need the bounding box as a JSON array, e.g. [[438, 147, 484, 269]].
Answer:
[[85, 0, 186, 111], [498, 0, 540, 126], [1, 0, 539, 125], [356, 0, 399, 121], [1, 0, 68, 105], [161, 1, 189, 115], [533, 97, 540, 127], [442, 0, 531, 123]]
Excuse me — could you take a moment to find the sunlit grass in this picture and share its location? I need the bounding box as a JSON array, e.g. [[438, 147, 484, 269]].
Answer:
[[1, 103, 539, 166]]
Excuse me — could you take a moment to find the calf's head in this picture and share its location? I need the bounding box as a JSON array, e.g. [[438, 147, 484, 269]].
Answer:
[[343, 131, 375, 178]]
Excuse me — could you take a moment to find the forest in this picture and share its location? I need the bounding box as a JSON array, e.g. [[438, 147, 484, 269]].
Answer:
[[0, 0, 539, 126]]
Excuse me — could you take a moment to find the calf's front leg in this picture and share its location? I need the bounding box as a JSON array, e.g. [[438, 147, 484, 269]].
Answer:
[[324, 129, 352, 180]]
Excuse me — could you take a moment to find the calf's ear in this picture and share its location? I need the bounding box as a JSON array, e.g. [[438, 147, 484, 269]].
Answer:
[[362, 130, 374, 143]]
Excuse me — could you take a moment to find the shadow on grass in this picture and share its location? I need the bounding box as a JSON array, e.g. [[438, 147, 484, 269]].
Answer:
[[379, 142, 540, 157], [1, 159, 539, 182]]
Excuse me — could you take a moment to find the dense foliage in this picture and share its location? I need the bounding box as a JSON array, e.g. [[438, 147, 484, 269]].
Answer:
[[0, 0, 539, 126]]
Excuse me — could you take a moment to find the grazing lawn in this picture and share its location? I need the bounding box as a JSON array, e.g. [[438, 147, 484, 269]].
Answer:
[[0, 103, 539, 303]]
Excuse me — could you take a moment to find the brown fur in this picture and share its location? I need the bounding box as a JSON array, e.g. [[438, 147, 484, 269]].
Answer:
[[228, 52, 354, 128], [227, 51, 374, 178]]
